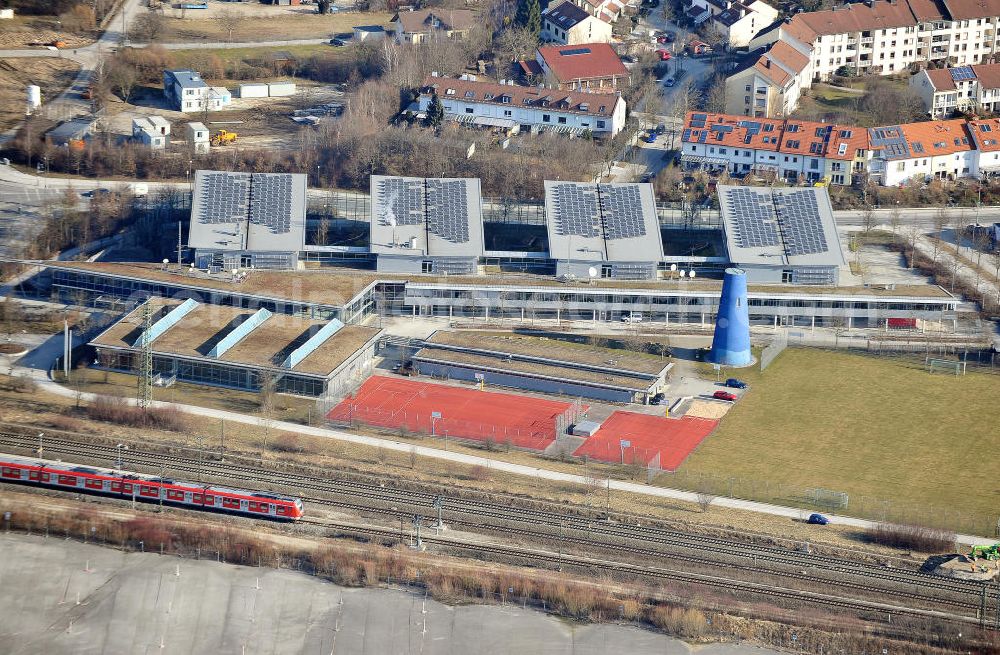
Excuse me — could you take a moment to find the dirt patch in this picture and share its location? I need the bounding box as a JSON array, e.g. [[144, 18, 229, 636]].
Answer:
[[0, 58, 81, 132], [0, 343, 29, 355], [158, 10, 392, 42], [685, 399, 730, 419], [0, 17, 95, 49]]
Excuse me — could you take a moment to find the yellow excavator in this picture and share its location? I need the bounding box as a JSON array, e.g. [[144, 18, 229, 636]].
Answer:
[[211, 130, 238, 146]]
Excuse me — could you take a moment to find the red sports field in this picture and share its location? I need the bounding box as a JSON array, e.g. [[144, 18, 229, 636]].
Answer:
[[328, 376, 581, 451], [572, 411, 718, 471]]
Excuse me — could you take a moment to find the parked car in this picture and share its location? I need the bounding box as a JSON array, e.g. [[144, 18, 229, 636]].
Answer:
[[664, 77, 676, 87], [640, 172, 653, 183], [712, 390, 737, 402], [643, 132, 657, 143], [724, 378, 748, 389], [651, 392, 665, 405], [807, 513, 830, 525], [622, 313, 644, 323], [656, 49, 672, 61]]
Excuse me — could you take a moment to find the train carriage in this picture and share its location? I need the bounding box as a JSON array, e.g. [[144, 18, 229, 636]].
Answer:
[[0, 454, 303, 521]]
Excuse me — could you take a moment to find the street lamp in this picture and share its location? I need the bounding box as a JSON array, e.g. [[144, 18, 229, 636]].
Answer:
[[37, 432, 44, 458]]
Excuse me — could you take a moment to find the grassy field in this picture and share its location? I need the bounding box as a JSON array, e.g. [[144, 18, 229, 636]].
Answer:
[[166, 44, 336, 73], [160, 12, 392, 43], [0, 58, 80, 133], [677, 348, 1000, 533]]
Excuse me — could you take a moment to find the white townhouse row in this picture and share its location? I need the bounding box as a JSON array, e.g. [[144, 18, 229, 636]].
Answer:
[[417, 74, 627, 137], [681, 111, 1000, 186]]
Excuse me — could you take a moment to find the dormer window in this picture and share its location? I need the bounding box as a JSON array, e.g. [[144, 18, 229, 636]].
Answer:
[[484, 93, 494, 100], [500, 94, 511, 103], [465, 91, 475, 98], [580, 102, 589, 111], [598, 105, 605, 112]]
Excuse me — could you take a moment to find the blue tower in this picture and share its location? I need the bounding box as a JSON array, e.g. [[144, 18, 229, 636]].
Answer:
[[709, 268, 752, 367]]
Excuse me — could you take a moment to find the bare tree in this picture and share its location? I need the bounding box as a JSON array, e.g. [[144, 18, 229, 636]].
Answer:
[[108, 60, 139, 104], [696, 491, 716, 513], [859, 203, 876, 233], [931, 207, 948, 264], [316, 216, 330, 246], [132, 12, 165, 42], [217, 9, 245, 43], [906, 225, 919, 269], [888, 202, 902, 235]]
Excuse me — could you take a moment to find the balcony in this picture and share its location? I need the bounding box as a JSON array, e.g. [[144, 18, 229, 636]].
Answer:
[[860, 37, 874, 43]]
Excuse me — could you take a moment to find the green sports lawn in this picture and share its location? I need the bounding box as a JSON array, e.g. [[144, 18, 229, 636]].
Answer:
[[676, 349, 1000, 534]]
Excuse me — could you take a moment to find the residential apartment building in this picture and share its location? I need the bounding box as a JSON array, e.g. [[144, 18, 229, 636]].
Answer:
[[542, 1, 613, 45], [520, 43, 630, 90], [391, 8, 475, 43], [706, 0, 779, 48], [681, 112, 870, 184], [868, 119, 977, 185], [910, 63, 1000, 116], [725, 39, 812, 117], [968, 117, 1000, 175], [728, 0, 1000, 117], [570, 0, 623, 23], [419, 74, 626, 136], [163, 70, 231, 113]]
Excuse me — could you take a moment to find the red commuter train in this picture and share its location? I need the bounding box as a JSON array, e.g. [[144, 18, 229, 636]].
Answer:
[[0, 453, 304, 521]]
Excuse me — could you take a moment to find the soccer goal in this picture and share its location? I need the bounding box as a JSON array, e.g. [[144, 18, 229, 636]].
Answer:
[[926, 357, 967, 376]]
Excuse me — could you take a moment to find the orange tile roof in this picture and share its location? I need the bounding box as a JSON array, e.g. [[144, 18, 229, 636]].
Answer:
[[684, 112, 869, 161], [825, 125, 869, 161], [537, 43, 629, 83], [767, 39, 810, 73], [942, 0, 1000, 20], [788, 0, 917, 39], [966, 118, 1000, 152], [682, 112, 785, 150], [925, 67, 957, 91], [421, 75, 621, 118], [907, 0, 947, 20], [971, 62, 1000, 90], [898, 119, 974, 157], [778, 119, 834, 157]]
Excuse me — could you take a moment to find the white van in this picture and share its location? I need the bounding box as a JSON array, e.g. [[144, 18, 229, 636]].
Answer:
[[621, 313, 644, 323], [131, 183, 149, 196]]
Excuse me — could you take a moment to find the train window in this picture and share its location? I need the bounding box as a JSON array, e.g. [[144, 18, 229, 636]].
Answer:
[[167, 490, 184, 501], [85, 479, 103, 489], [40, 473, 49, 482], [2, 467, 19, 477], [192, 493, 202, 503], [249, 502, 259, 511], [141, 485, 158, 496], [223, 497, 239, 509], [203, 495, 214, 505], [121, 483, 132, 494], [29, 471, 40, 481], [276, 506, 286, 515], [58, 475, 76, 485], [111, 482, 121, 492]]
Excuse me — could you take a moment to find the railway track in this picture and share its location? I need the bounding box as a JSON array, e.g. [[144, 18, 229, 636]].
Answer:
[[0, 431, 991, 618], [298, 495, 980, 611], [299, 516, 985, 627]]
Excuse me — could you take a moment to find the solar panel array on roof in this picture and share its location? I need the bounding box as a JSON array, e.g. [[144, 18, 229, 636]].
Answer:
[[950, 66, 975, 81], [724, 187, 779, 248], [690, 113, 707, 128], [868, 126, 910, 159], [601, 185, 646, 240], [249, 174, 293, 234], [196, 172, 250, 224], [552, 183, 601, 237], [425, 179, 470, 244], [773, 190, 828, 256], [376, 177, 424, 226]]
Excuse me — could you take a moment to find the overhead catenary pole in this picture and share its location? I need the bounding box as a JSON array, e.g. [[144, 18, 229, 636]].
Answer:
[[136, 302, 153, 409]]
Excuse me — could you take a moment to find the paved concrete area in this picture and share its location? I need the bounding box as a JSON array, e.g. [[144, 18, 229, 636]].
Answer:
[[0, 533, 779, 655]]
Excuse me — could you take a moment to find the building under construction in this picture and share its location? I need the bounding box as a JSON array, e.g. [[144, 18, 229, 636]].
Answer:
[[89, 298, 381, 398]]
